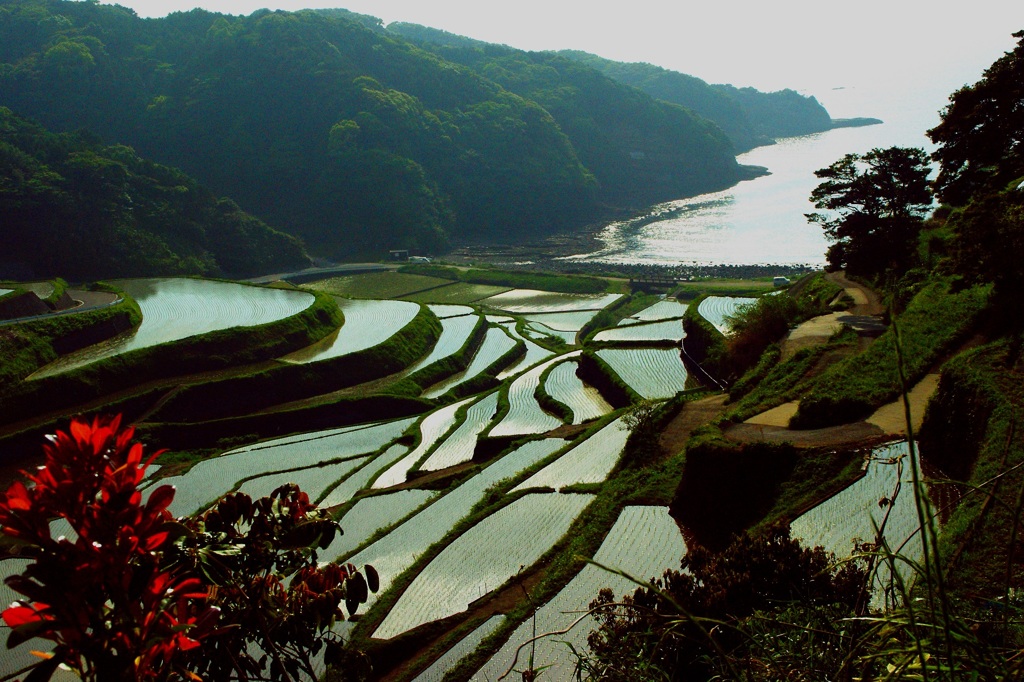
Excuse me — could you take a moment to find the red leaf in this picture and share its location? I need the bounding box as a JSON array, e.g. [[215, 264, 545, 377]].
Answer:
[[3, 604, 43, 627], [146, 485, 176, 514]]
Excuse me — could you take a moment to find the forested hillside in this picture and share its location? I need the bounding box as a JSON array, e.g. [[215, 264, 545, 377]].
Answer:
[[388, 24, 839, 155], [557, 50, 836, 150], [0, 0, 761, 264], [0, 107, 308, 280]]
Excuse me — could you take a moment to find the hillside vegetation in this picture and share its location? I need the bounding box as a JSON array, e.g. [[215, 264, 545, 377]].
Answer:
[[0, 107, 309, 280]]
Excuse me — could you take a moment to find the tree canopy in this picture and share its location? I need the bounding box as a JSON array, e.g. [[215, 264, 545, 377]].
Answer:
[[806, 147, 932, 278], [928, 30, 1024, 206], [0, 107, 308, 280]]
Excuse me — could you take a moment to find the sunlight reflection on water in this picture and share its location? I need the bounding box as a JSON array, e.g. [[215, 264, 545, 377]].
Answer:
[[562, 81, 950, 267]]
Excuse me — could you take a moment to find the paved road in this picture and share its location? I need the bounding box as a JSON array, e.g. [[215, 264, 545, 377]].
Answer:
[[0, 290, 121, 327]]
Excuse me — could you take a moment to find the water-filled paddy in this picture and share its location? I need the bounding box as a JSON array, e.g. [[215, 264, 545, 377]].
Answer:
[[412, 615, 504, 682], [420, 391, 499, 471], [619, 298, 689, 325], [543, 360, 612, 424], [324, 489, 438, 561], [594, 319, 684, 343], [476, 506, 685, 681], [490, 352, 579, 437], [422, 326, 517, 399], [513, 415, 629, 491], [344, 439, 566, 606], [406, 313, 480, 374], [790, 441, 927, 605], [372, 493, 594, 639], [479, 289, 622, 313], [281, 298, 420, 364], [496, 322, 554, 379], [596, 347, 689, 399], [374, 398, 475, 489], [697, 296, 758, 335], [33, 278, 315, 378], [162, 418, 415, 516]]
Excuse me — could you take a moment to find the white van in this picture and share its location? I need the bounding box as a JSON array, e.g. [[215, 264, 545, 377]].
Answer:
[[408, 256, 432, 264]]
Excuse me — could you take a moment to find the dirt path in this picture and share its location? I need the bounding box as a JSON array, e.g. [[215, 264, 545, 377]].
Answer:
[[779, 272, 886, 361], [658, 394, 728, 457], [729, 372, 941, 447]]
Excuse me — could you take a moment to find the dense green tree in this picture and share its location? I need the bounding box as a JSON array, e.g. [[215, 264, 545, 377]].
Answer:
[[0, 107, 308, 280], [929, 31, 1024, 206], [806, 147, 932, 278]]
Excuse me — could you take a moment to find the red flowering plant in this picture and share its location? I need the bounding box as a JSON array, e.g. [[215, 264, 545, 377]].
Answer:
[[0, 416, 378, 682], [0, 414, 218, 681]]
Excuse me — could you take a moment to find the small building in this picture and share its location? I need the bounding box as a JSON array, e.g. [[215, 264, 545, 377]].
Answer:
[[388, 249, 409, 261], [773, 276, 791, 287]]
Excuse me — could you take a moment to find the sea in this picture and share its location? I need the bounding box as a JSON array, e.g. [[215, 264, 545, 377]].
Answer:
[[561, 78, 965, 268]]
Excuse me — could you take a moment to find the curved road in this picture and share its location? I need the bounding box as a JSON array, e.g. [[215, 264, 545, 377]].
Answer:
[[0, 290, 121, 328]]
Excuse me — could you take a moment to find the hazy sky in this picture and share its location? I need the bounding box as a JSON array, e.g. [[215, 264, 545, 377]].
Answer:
[[106, 0, 1022, 95]]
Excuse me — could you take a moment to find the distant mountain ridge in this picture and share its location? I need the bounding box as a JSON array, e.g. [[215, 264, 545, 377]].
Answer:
[[0, 1, 853, 272]]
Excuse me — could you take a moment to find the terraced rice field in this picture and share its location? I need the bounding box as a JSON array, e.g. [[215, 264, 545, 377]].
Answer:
[[490, 353, 580, 437], [161, 418, 416, 516], [32, 278, 315, 378], [594, 319, 684, 343], [619, 298, 689, 325], [789, 441, 926, 603], [318, 444, 410, 508], [524, 322, 577, 345], [344, 439, 566, 603], [372, 493, 594, 639], [374, 398, 475, 489], [497, 323, 554, 379], [281, 298, 420, 364], [543, 360, 612, 424], [303, 272, 450, 299], [596, 348, 688, 399], [406, 313, 481, 374], [428, 304, 475, 319], [236, 456, 370, 504], [412, 615, 504, 682], [476, 506, 686, 681], [324, 489, 438, 560], [402, 283, 510, 304], [696, 296, 758, 335], [512, 416, 629, 491], [422, 326, 517, 399], [479, 289, 622, 314], [420, 392, 499, 472], [0, 288, 15, 298], [522, 310, 602, 332]]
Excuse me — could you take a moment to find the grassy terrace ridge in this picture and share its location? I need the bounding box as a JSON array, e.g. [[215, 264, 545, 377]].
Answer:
[[149, 304, 442, 423], [138, 393, 433, 453], [0, 288, 342, 429], [681, 293, 731, 380], [397, 263, 614, 294], [918, 339, 1024, 597]]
